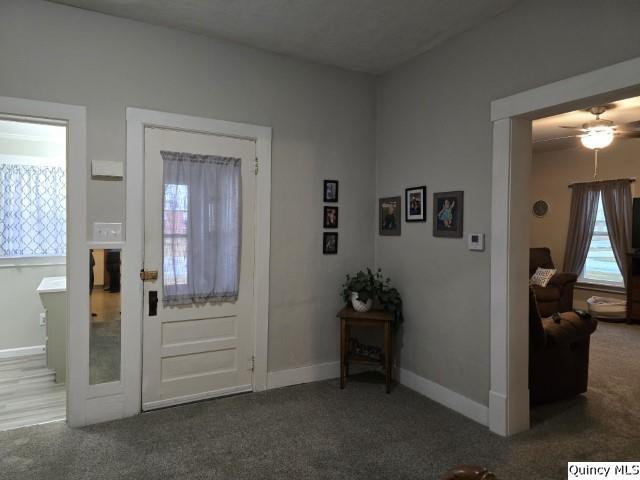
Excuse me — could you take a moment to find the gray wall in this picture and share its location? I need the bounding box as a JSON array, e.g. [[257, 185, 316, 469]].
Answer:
[[0, 0, 377, 372], [375, 0, 640, 405], [0, 264, 65, 351]]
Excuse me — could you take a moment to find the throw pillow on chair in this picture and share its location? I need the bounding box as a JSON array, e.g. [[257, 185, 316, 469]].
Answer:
[[530, 267, 557, 288]]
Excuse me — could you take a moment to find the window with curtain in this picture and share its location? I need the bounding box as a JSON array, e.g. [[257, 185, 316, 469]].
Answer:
[[162, 151, 241, 305], [0, 119, 66, 259], [579, 195, 624, 287]]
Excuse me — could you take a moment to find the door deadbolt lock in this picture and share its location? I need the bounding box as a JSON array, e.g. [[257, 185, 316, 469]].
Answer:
[[140, 269, 158, 281]]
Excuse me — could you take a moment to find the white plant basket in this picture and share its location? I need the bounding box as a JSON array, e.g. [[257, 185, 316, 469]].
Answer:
[[351, 292, 373, 312]]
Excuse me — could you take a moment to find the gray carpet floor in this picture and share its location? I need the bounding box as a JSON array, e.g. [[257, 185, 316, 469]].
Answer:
[[0, 322, 638, 480]]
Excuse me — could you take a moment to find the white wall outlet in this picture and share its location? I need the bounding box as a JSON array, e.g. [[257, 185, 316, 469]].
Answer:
[[39, 312, 47, 326], [468, 233, 485, 251], [93, 222, 123, 242]]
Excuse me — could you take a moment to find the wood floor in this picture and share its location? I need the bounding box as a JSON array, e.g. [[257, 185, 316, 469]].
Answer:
[[0, 354, 65, 431]]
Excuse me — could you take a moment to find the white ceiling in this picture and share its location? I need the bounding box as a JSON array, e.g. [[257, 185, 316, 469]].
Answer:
[[532, 96, 640, 152], [46, 0, 521, 74]]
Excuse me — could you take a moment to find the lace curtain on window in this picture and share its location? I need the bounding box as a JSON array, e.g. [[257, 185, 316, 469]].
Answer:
[[162, 151, 241, 305], [0, 164, 66, 257]]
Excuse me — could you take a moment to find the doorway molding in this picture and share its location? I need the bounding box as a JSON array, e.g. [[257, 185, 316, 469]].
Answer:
[[125, 108, 272, 415], [490, 56, 640, 436], [0, 96, 87, 427]]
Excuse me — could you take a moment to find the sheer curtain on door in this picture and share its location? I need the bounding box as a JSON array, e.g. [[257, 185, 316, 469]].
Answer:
[[161, 151, 241, 305]]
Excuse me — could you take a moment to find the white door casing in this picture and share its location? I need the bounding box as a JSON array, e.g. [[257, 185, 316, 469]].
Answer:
[[0, 96, 87, 427], [142, 127, 257, 410]]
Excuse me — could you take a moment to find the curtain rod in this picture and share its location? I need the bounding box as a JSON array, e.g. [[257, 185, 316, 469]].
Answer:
[[568, 178, 636, 187]]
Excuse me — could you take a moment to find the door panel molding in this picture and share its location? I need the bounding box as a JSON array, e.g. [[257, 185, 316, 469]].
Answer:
[[126, 108, 271, 418]]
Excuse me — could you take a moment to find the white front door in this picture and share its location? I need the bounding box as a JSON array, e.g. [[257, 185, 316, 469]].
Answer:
[[142, 127, 256, 410]]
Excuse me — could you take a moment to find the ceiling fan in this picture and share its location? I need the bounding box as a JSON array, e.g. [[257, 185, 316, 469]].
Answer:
[[536, 105, 640, 179], [538, 105, 640, 150]]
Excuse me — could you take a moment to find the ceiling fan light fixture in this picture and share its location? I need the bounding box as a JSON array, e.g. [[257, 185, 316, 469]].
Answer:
[[580, 126, 614, 149]]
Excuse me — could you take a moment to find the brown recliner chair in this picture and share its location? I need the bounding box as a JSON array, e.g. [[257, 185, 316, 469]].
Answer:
[[530, 247, 578, 317], [529, 288, 598, 404]]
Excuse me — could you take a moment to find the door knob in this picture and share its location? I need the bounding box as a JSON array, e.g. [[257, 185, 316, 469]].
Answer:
[[140, 269, 158, 281]]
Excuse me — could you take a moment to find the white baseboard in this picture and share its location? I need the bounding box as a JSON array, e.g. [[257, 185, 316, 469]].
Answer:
[[267, 361, 340, 390], [489, 390, 507, 435], [266, 360, 489, 427], [396, 367, 489, 426], [0, 345, 46, 359], [489, 388, 530, 436]]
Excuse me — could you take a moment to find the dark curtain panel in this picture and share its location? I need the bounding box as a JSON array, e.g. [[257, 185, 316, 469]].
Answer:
[[600, 179, 632, 286], [563, 183, 599, 275]]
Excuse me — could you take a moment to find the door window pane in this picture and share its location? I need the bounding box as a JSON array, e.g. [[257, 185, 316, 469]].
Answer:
[[164, 183, 189, 286], [164, 237, 188, 286]]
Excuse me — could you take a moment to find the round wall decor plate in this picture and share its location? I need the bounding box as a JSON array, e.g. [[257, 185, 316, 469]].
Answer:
[[532, 200, 549, 218]]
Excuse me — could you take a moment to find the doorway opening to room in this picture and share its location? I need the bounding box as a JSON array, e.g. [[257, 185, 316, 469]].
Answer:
[[528, 96, 640, 427], [0, 116, 68, 431], [490, 56, 640, 437]]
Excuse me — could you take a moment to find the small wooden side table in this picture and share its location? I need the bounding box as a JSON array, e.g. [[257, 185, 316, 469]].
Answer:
[[337, 307, 394, 393]]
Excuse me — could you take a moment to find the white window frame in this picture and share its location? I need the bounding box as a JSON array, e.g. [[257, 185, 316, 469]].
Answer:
[[0, 256, 66, 269], [0, 123, 67, 262]]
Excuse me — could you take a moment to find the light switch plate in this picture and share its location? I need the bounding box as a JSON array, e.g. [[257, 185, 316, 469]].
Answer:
[[93, 222, 123, 242]]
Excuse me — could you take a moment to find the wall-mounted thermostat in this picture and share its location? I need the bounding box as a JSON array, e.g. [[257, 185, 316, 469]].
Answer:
[[468, 233, 485, 251]]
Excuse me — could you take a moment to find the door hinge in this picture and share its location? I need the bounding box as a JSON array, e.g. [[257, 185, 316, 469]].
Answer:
[[249, 355, 255, 372], [254, 157, 259, 175]]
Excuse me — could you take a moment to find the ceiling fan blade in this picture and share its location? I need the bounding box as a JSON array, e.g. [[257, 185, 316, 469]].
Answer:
[[534, 134, 581, 143], [619, 120, 640, 129], [558, 125, 583, 130], [616, 131, 640, 138]]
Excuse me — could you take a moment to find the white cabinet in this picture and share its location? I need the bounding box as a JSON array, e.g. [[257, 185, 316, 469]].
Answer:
[[37, 276, 67, 384]]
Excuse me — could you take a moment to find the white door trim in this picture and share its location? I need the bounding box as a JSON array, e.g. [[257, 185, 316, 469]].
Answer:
[[0, 96, 87, 427], [489, 55, 640, 436], [125, 108, 271, 415]]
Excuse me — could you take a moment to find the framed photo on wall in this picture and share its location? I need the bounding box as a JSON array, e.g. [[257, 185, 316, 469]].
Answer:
[[433, 191, 463, 238], [324, 180, 339, 202], [323, 232, 338, 254], [379, 196, 401, 236], [323, 206, 338, 228], [405, 186, 426, 222]]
